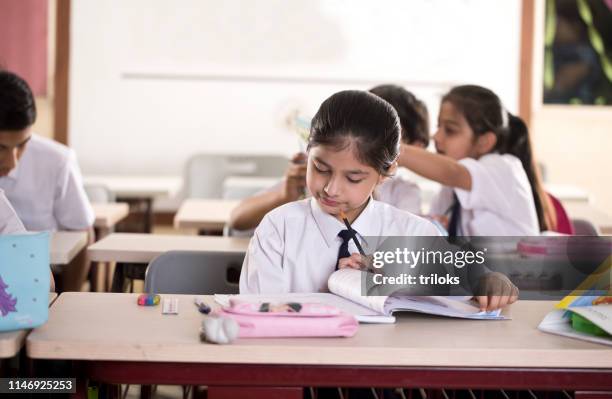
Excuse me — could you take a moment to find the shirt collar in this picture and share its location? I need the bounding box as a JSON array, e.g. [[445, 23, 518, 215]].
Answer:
[[309, 197, 381, 248]]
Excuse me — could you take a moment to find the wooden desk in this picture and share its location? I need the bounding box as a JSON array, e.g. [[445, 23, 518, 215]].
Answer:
[[87, 233, 250, 264], [0, 293, 57, 359], [92, 203, 130, 238], [51, 232, 88, 265], [26, 294, 612, 398], [565, 202, 612, 235], [83, 176, 182, 199], [173, 199, 239, 230]]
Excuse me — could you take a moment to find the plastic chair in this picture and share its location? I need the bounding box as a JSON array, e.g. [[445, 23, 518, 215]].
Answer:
[[84, 184, 116, 203], [144, 250, 244, 294], [570, 218, 600, 236], [548, 193, 575, 235], [184, 154, 288, 199]]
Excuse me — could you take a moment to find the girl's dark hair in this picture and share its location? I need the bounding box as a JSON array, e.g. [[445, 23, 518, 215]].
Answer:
[[0, 70, 37, 131], [442, 85, 554, 231], [308, 90, 401, 176], [369, 84, 430, 147]]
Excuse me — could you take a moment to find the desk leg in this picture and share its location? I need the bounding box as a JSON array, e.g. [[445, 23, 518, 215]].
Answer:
[[208, 386, 303, 399]]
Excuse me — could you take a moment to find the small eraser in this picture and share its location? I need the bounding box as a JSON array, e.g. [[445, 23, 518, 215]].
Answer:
[[162, 297, 179, 315], [200, 316, 239, 344]]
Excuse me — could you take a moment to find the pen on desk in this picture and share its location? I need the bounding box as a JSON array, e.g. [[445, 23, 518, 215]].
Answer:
[[194, 297, 211, 314], [339, 209, 366, 256]]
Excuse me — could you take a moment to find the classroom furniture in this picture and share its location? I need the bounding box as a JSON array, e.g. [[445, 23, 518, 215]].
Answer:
[[84, 175, 182, 233], [144, 250, 243, 294], [88, 233, 249, 264], [549, 194, 575, 234], [173, 199, 239, 231], [26, 294, 612, 399], [92, 203, 130, 238], [571, 219, 600, 236], [565, 202, 612, 235], [546, 183, 590, 203], [87, 233, 249, 292], [51, 232, 89, 265], [0, 293, 57, 360], [90, 203, 130, 291], [184, 154, 287, 199], [84, 184, 115, 204], [222, 176, 281, 199]]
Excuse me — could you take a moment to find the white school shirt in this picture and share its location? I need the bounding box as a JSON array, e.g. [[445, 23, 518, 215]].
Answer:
[[375, 175, 421, 214], [0, 135, 94, 231], [239, 197, 440, 294], [0, 189, 26, 234], [429, 153, 539, 236]]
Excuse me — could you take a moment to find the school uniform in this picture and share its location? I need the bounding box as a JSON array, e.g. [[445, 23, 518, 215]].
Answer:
[[429, 153, 539, 236], [239, 197, 440, 294], [0, 135, 94, 231], [375, 174, 421, 214], [0, 189, 26, 234]]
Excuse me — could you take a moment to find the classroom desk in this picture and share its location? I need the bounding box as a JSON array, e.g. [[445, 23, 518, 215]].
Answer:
[[565, 202, 612, 235], [92, 203, 130, 238], [26, 293, 612, 398], [173, 199, 239, 230], [0, 293, 57, 360], [51, 231, 88, 265], [87, 233, 250, 264], [83, 175, 182, 199]]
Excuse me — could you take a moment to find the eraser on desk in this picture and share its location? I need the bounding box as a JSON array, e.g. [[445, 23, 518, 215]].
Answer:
[[200, 316, 239, 344], [162, 297, 179, 315], [137, 294, 160, 306]]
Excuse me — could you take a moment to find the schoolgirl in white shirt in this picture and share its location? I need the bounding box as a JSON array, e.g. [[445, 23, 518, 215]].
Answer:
[[228, 84, 430, 232], [399, 85, 556, 236], [240, 89, 517, 311]]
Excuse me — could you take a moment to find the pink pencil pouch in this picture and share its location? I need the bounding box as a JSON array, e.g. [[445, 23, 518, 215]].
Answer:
[[215, 299, 358, 338]]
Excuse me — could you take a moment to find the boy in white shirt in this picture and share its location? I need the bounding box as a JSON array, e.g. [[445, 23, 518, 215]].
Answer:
[[0, 70, 93, 291], [1, 189, 55, 291]]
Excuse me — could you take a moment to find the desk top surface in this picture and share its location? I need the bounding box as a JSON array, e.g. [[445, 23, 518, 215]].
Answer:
[[26, 293, 612, 368], [87, 233, 249, 263]]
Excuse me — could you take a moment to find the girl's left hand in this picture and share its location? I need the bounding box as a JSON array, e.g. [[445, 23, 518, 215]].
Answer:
[[474, 272, 519, 312]]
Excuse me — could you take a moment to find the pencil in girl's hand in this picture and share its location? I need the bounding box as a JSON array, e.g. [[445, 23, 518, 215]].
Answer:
[[339, 210, 366, 256]]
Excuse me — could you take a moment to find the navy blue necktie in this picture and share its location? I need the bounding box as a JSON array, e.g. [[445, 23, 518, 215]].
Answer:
[[447, 193, 461, 237], [335, 229, 353, 270]]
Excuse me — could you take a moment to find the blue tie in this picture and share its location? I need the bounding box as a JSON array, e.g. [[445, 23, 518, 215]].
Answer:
[[447, 193, 461, 237], [336, 229, 354, 270]]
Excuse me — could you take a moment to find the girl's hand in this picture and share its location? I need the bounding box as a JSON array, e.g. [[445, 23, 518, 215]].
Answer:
[[474, 272, 519, 312], [338, 253, 369, 270]]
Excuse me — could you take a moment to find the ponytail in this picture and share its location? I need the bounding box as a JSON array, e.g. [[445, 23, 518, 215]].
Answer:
[[504, 114, 555, 232]]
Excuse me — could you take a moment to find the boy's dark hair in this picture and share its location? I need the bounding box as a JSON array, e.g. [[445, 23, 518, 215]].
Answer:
[[369, 84, 429, 147], [0, 70, 37, 131], [442, 85, 551, 231], [308, 90, 400, 176]]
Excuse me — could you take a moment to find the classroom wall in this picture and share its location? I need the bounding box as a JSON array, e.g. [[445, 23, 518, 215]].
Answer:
[[531, 107, 612, 215], [69, 0, 522, 176]]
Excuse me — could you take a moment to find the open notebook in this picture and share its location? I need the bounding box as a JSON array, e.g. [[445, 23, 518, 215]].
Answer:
[[216, 269, 505, 323]]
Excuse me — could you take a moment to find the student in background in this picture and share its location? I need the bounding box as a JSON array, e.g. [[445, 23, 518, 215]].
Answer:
[[228, 84, 430, 231], [239, 90, 517, 311], [0, 188, 55, 291], [0, 70, 94, 291], [399, 85, 555, 236]]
